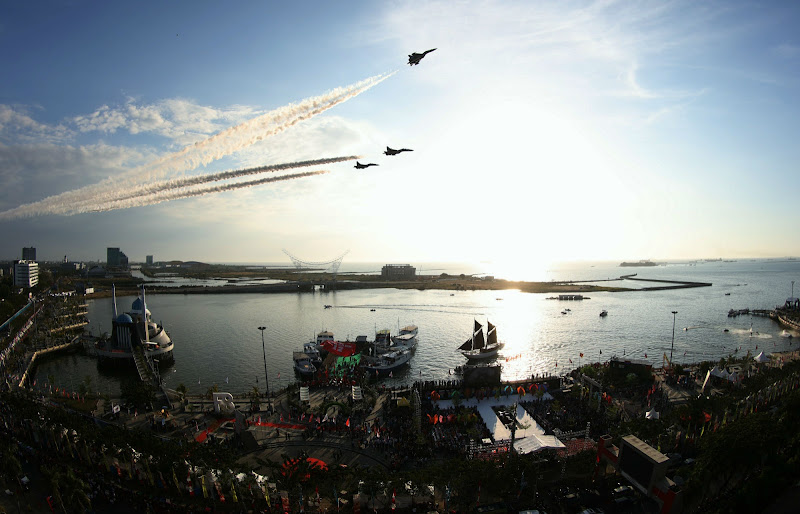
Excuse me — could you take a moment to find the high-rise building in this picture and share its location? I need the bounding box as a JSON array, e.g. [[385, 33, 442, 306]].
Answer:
[[107, 247, 129, 269], [14, 260, 39, 288], [22, 247, 36, 260], [146, 255, 154, 265]]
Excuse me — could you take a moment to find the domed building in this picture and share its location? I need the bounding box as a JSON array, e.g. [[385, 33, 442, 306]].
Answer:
[[95, 287, 174, 363]]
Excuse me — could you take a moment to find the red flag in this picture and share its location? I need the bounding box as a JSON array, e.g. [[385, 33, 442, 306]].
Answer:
[[345, 418, 350, 427], [703, 411, 712, 423]]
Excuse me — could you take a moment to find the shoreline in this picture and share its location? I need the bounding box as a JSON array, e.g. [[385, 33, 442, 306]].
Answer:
[[84, 275, 713, 298]]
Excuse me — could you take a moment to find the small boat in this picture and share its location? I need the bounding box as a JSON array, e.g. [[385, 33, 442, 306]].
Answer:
[[561, 310, 567, 315], [370, 308, 376, 312], [324, 304, 332, 309], [724, 293, 730, 296], [363, 349, 411, 376], [293, 352, 317, 376], [459, 320, 503, 361], [303, 342, 323, 367], [600, 310, 608, 317]]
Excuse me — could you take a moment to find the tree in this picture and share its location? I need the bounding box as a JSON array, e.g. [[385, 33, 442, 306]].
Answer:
[[176, 383, 188, 403], [249, 385, 261, 412]]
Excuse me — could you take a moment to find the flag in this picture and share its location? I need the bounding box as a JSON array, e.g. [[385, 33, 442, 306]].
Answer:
[[346, 418, 350, 427], [580, 353, 584, 358]]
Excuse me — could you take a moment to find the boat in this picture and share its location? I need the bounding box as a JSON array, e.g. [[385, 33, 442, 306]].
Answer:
[[459, 320, 503, 361], [600, 310, 608, 317], [293, 352, 317, 377], [388, 333, 418, 352], [362, 349, 412, 376], [324, 305, 332, 309], [302, 342, 323, 367], [95, 285, 174, 363]]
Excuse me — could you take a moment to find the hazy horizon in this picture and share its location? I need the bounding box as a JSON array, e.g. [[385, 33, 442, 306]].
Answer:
[[2, 2, 799, 263]]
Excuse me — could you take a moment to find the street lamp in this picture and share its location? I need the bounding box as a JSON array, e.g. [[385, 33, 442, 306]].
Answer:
[[258, 326, 270, 409], [670, 311, 678, 365]]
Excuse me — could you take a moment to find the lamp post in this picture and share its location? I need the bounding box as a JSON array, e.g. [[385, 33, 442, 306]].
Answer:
[[670, 311, 678, 365], [258, 326, 270, 409]]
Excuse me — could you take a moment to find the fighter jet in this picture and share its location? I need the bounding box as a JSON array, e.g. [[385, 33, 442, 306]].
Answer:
[[354, 161, 379, 169], [408, 48, 436, 66], [384, 147, 414, 156]]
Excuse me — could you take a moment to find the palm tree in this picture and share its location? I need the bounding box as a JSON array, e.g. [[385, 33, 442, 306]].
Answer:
[[250, 385, 261, 412], [176, 383, 188, 404]]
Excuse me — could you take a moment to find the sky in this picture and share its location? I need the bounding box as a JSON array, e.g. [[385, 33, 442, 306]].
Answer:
[[1, 0, 799, 275]]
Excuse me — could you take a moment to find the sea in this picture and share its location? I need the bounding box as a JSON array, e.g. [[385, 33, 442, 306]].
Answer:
[[33, 259, 800, 398]]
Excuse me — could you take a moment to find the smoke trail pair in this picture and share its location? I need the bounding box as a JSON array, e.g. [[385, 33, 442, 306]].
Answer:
[[88, 170, 329, 213], [0, 72, 394, 220], [63, 156, 359, 215]]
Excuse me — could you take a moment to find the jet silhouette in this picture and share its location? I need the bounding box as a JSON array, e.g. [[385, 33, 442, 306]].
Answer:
[[384, 147, 414, 156], [408, 48, 436, 66], [354, 161, 379, 169]]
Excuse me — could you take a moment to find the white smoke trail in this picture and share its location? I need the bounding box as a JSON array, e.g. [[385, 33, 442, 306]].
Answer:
[[62, 156, 360, 215], [0, 72, 394, 220], [87, 170, 329, 213]]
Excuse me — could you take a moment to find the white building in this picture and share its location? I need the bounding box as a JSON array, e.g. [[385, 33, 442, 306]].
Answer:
[[14, 260, 39, 288]]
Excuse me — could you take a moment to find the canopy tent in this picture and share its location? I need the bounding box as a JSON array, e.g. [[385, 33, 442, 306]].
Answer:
[[754, 352, 770, 363], [645, 408, 660, 420]]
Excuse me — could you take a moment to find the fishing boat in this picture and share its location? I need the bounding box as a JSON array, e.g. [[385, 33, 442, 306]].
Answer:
[[293, 352, 317, 377], [362, 349, 412, 376], [302, 342, 323, 367], [458, 320, 503, 361]]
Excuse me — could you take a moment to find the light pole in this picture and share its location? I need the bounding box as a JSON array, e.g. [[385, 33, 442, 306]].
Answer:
[[670, 311, 678, 365], [258, 326, 270, 409]]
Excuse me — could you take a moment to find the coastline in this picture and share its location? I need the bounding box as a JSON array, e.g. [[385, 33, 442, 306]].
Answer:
[[85, 275, 712, 298]]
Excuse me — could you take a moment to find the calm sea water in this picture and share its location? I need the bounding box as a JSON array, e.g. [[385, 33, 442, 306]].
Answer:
[[34, 260, 800, 396]]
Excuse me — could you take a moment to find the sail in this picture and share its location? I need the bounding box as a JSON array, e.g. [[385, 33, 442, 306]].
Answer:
[[472, 328, 486, 350], [458, 338, 474, 351], [486, 321, 497, 347], [473, 320, 483, 336]]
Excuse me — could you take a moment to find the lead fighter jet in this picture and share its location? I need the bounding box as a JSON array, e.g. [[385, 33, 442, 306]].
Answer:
[[384, 147, 413, 156], [408, 48, 436, 66], [354, 161, 379, 169]]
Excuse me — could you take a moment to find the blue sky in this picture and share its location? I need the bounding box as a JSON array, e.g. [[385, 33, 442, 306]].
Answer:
[[1, 1, 799, 274]]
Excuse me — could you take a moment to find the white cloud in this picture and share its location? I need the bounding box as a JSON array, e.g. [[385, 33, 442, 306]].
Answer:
[[0, 104, 73, 143], [0, 142, 151, 210], [73, 98, 264, 145]]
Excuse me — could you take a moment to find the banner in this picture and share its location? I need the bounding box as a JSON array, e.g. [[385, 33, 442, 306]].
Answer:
[[321, 340, 357, 357]]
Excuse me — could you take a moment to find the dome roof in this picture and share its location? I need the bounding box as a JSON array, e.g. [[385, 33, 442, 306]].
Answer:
[[131, 297, 143, 310], [116, 313, 133, 324]]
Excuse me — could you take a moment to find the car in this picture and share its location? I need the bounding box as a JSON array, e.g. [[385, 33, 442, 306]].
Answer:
[[612, 485, 634, 497]]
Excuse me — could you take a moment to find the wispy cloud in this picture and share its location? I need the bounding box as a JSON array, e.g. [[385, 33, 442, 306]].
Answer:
[[73, 98, 264, 146]]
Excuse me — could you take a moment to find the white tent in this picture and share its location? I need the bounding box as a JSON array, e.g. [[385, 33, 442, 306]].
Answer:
[[645, 408, 660, 420], [754, 352, 770, 363], [727, 371, 741, 383]]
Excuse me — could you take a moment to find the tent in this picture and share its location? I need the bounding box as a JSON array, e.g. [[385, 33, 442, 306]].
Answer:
[[645, 408, 660, 420], [754, 352, 770, 363]]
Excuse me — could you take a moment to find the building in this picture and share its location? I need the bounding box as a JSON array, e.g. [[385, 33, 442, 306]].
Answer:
[[146, 255, 154, 266], [22, 247, 36, 261], [381, 264, 416, 279], [107, 247, 129, 269], [14, 260, 39, 288]]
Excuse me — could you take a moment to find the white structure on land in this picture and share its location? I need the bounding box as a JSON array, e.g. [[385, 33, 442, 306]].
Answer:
[[14, 260, 39, 288]]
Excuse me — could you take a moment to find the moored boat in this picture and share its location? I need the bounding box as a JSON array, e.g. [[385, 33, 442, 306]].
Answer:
[[293, 352, 317, 377], [363, 349, 411, 376]]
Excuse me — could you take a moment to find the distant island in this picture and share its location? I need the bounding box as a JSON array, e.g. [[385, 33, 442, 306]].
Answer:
[[620, 260, 657, 267]]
